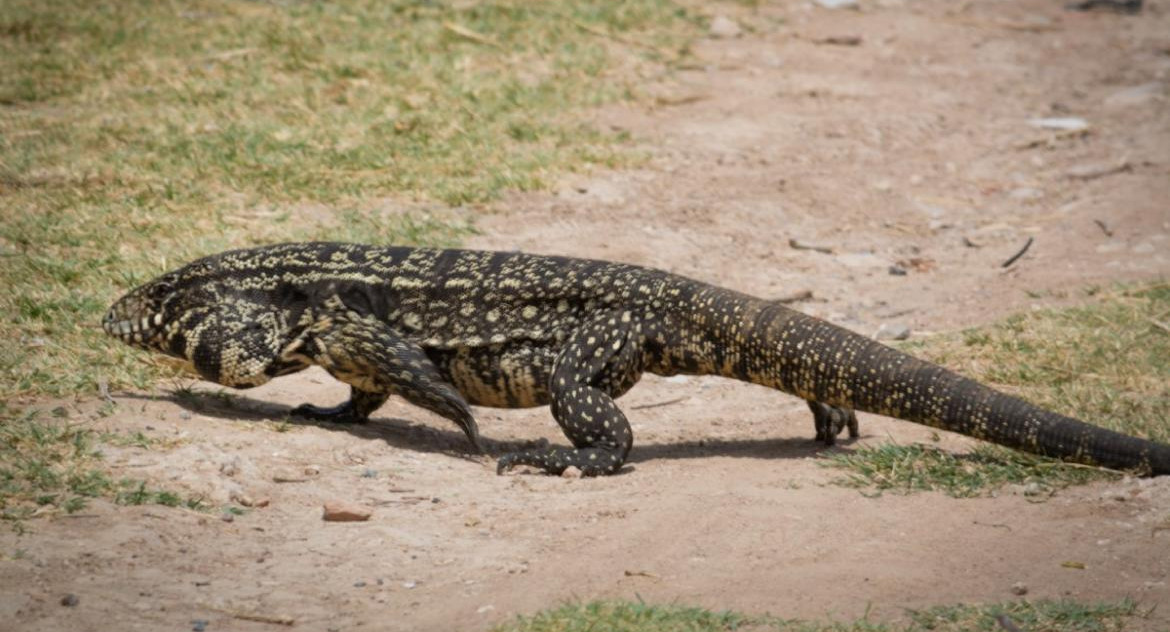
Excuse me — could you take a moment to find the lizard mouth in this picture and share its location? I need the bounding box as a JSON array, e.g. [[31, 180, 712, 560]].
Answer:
[[102, 311, 166, 347]]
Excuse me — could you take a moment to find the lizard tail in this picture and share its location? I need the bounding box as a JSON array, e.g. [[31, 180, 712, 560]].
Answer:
[[678, 292, 1170, 475]]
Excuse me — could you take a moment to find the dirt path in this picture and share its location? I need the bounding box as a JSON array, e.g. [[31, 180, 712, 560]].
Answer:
[[4, 1, 1170, 630]]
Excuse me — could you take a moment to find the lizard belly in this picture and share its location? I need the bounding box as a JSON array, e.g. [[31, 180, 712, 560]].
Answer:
[[428, 343, 557, 409]]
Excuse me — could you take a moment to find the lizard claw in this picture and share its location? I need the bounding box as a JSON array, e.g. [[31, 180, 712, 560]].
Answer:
[[291, 401, 369, 424], [496, 454, 518, 475]]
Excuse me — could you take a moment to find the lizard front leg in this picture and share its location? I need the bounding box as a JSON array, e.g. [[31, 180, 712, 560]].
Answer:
[[292, 388, 388, 424], [297, 314, 482, 453]]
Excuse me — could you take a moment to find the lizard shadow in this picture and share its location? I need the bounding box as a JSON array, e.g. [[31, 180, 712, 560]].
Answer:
[[123, 390, 852, 466]]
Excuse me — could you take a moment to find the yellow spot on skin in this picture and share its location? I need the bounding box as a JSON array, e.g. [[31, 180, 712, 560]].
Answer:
[[391, 276, 427, 289]]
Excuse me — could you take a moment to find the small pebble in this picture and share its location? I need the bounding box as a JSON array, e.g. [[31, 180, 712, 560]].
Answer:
[[561, 466, 584, 479], [875, 323, 911, 341], [192, 620, 209, 632], [888, 265, 907, 276], [273, 469, 309, 483], [323, 501, 372, 522], [221, 513, 235, 523], [708, 15, 742, 38], [1010, 581, 1028, 596], [60, 594, 79, 607], [361, 468, 378, 478], [1104, 82, 1163, 108], [1028, 117, 1088, 131], [815, 0, 859, 8], [219, 459, 239, 477], [354, 580, 367, 588], [1009, 187, 1044, 201]]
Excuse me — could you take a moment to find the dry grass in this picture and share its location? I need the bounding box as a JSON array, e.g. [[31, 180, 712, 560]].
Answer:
[[0, 0, 703, 403]]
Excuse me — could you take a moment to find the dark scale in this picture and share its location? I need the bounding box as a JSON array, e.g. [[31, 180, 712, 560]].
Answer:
[[104, 242, 1170, 477]]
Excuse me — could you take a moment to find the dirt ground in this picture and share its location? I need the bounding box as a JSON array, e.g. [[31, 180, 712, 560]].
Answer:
[[4, 0, 1170, 630]]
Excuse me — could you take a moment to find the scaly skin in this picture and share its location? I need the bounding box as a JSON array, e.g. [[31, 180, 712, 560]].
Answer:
[[104, 242, 1170, 476]]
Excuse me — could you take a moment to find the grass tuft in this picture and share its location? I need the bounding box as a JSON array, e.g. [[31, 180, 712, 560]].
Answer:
[[495, 600, 765, 632], [825, 443, 1116, 498], [0, 0, 705, 402], [493, 598, 1144, 632], [827, 285, 1170, 495], [906, 598, 1140, 632], [0, 410, 110, 524], [0, 408, 206, 528]]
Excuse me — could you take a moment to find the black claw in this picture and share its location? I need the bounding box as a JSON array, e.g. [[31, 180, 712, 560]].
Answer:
[[291, 402, 368, 424]]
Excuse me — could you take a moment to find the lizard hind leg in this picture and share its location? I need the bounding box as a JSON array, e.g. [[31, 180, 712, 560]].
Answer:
[[496, 383, 634, 476], [807, 400, 860, 446], [497, 311, 643, 477]]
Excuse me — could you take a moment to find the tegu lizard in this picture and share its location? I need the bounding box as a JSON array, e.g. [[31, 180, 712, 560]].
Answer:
[[104, 242, 1170, 476]]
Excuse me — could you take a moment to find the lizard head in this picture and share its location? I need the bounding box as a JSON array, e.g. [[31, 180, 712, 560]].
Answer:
[[105, 255, 297, 388], [103, 258, 220, 357], [104, 272, 183, 354]]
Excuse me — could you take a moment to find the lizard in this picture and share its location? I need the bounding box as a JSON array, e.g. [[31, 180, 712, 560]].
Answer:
[[103, 241, 1170, 477]]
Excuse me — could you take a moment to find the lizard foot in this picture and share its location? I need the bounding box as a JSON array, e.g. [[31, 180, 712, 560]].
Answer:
[[496, 446, 622, 477], [808, 401, 859, 446], [290, 401, 369, 424]]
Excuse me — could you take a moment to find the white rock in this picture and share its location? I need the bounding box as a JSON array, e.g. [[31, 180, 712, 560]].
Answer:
[[1009, 187, 1044, 201], [1104, 82, 1163, 109], [815, 0, 859, 8], [708, 15, 742, 39], [1028, 117, 1089, 131], [875, 323, 911, 341], [561, 466, 583, 479]]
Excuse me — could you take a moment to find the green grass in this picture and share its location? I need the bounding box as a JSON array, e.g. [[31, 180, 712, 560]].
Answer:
[[826, 285, 1170, 495], [493, 598, 1145, 632], [825, 443, 1115, 498], [0, 409, 205, 529], [0, 0, 704, 402]]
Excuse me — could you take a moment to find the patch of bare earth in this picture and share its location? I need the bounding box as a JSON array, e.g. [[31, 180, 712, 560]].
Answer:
[[4, 0, 1169, 630]]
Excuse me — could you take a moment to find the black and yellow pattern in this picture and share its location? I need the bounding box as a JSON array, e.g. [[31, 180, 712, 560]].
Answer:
[[104, 242, 1170, 476]]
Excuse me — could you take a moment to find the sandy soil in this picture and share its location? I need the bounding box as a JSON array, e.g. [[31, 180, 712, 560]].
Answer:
[[4, 0, 1170, 630]]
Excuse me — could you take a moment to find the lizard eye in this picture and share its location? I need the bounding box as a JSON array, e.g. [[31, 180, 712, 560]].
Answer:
[[150, 281, 174, 300]]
